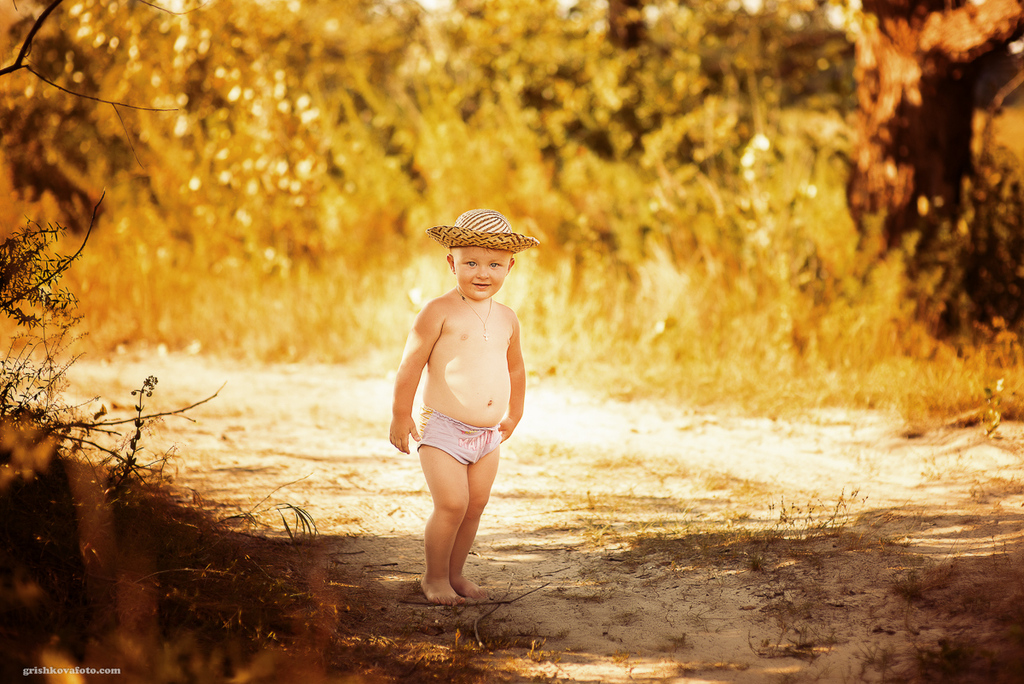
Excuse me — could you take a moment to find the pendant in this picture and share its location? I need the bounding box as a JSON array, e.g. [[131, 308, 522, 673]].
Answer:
[[483, 332, 489, 341]]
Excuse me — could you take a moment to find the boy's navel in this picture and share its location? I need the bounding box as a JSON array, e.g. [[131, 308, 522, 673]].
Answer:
[[460, 334, 469, 341]]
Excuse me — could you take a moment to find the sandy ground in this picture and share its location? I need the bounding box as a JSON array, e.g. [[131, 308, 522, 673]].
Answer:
[[66, 353, 1024, 683]]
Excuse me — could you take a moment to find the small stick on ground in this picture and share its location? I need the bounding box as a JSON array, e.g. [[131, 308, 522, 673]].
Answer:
[[474, 583, 550, 646]]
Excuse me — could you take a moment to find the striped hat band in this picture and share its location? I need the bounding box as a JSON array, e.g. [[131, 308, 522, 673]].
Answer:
[[426, 209, 539, 254]]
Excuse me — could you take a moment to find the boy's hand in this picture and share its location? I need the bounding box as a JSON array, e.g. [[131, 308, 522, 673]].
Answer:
[[498, 416, 519, 443], [389, 415, 420, 454]]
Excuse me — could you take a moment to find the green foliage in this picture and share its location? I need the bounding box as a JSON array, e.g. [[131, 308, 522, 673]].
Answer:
[[0, 220, 82, 328], [0, 218, 86, 441], [226, 500, 319, 543], [274, 503, 318, 542]]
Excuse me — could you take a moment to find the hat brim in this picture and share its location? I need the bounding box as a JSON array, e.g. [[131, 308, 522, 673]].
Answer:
[[426, 226, 539, 254]]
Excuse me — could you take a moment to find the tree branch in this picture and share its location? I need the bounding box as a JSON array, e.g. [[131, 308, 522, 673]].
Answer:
[[68, 382, 226, 431], [112, 104, 145, 169], [0, 1, 176, 114], [473, 583, 550, 646], [134, 0, 212, 16], [0, 0, 64, 78], [26, 67, 176, 112]]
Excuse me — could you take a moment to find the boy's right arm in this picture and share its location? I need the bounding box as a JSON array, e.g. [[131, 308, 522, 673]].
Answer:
[[389, 302, 444, 454]]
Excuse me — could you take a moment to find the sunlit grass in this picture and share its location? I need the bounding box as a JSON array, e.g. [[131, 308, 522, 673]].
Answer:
[[58, 216, 1024, 425]]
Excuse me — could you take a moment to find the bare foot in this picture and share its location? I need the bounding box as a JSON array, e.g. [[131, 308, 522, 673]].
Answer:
[[451, 575, 487, 600], [422, 578, 465, 605]]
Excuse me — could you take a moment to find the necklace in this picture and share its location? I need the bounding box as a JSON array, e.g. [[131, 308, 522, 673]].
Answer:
[[459, 290, 492, 340]]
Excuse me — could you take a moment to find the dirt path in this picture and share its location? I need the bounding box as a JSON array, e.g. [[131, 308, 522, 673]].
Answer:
[[67, 354, 1024, 682]]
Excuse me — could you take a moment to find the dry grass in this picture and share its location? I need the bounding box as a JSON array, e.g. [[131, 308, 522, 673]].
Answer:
[[57, 226, 1024, 428]]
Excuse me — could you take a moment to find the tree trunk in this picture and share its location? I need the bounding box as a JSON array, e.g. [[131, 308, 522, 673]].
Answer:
[[608, 0, 645, 49], [848, 0, 1024, 249]]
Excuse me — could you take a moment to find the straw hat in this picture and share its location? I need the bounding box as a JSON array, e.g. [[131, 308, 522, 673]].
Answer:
[[426, 209, 539, 254]]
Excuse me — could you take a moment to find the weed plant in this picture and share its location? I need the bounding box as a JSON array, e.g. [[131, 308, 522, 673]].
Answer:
[[106, 375, 162, 489], [768, 489, 865, 541]]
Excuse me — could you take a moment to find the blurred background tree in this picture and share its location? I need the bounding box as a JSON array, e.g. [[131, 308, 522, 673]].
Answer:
[[845, 0, 1024, 331], [847, 0, 1023, 245]]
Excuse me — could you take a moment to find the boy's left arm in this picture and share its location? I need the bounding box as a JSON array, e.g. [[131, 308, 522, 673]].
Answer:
[[500, 315, 526, 442]]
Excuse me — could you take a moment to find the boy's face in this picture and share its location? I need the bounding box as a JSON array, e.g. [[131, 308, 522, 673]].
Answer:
[[448, 246, 515, 301]]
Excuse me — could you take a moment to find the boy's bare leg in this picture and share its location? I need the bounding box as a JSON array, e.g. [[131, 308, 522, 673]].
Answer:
[[447, 447, 499, 600], [419, 445, 471, 605]]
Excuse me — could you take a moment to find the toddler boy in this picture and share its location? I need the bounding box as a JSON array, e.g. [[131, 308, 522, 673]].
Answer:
[[389, 209, 538, 605]]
